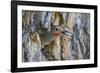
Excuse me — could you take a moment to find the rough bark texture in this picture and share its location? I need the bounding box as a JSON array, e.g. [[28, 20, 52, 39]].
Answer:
[[22, 11, 90, 62]]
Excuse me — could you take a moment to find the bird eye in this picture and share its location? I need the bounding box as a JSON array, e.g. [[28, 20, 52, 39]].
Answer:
[[56, 28, 58, 31]]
